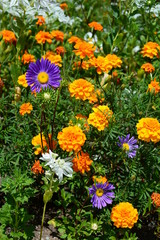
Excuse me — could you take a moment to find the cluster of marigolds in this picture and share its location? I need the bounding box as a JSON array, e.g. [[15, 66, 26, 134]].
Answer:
[[1, 12, 160, 230]]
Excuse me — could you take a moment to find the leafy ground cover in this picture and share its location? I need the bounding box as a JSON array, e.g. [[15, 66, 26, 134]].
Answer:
[[0, 0, 160, 239]]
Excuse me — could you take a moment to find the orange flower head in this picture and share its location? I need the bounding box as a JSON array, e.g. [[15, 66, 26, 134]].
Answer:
[[73, 60, 90, 70], [60, 3, 68, 10], [88, 105, 113, 131], [88, 21, 103, 31], [141, 41, 160, 58], [43, 51, 62, 67], [69, 78, 94, 101], [105, 54, 122, 69], [141, 63, 155, 73], [72, 151, 93, 174], [0, 30, 17, 44], [36, 16, 45, 26], [92, 176, 107, 184], [89, 56, 112, 74], [89, 89, 105, 104], [151, 192, 160, 207], [21, 51, 36, 64], [35, 31, 53, 44], [73, 40, 96, 59], [51, 30, 64, 42], [32, 133, 48, 155], [18, 74, 28, 88], [31, 160, 44, 174], [57, 126, 86, 152], [19, 102, 33, 116], [111, 202, 138, 228], [112, 71, 118, 77], [136, 118, 160, 143], [147, 78, 160, 95], [56, 46, 66, 55], [68, 36, 81, 44]]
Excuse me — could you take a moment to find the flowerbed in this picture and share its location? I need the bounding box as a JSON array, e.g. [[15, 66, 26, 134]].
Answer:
[[0, 0, 160, 239]]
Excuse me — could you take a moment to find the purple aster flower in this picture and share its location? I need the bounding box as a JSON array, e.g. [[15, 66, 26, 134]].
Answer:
[[89, 183, 115, 209], [117, 134, 139, 158], [26, 58, 62, 92]]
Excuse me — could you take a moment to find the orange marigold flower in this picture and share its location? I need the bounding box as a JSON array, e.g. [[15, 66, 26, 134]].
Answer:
[[112, 70, 118, 77], [89, 89, 105, 104], [92, 176, 107, 184], [0, 30, 17, 44], [57, 126, 86, 152], [88, 21, 103, 31], [72, 151, 93, 174], [43, 51, 62, 67], [141, 41, 160, 58], [36, 16, 45, 26], [31, 160, 44, 174], [147, 78, 160, 95], [60, 3, 68, 10], [141, 63, 155, 73], [105, 54, 122, 69], [21, 51, 36, 64], [35, 31, 53, 44], [111, 202, 138, 229], [32, 133, 48, 155], [88, 105, 113, 131], [89, 56, 112, 74], [73, 60, 90, 70], [69, 78, 94, 101], [73, 40, 96, 59], [51, 30, 64, 42], [151, 192, 160, 207], [19, 102, 33, 116], [68, 36, 81, 44], [18, 74, 28, 88], [56, 46, 66, 55], [136, 118, 160, 143]]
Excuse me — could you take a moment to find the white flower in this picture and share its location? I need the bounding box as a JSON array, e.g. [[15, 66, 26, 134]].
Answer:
[[91, 223, 98, 230], [40, 150, 73, 182]]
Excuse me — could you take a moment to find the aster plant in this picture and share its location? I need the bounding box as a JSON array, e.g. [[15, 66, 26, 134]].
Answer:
[[89, 183, 115, 209], [26, 58, 62, 92], [117, 134, 139, 158]]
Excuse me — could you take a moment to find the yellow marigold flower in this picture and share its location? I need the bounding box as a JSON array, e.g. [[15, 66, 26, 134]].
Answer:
[[36, 16, 45, 26], [147, 78, 160, 95], [57, 126, 86, 152], [92, 176, 107, 184], [69, 79, 94, 101], [0, 30, 17, 44], [89, 56, 112, 74], [105, 54, 122, 69], [32, 133, 48, 155], [31, 160, 44, 174], [56, 46, 66, 55], [88, 105, 113, 131], [151, 192, 160, 207], [73, 60, 90, 70], [43, 51, 62, 67], [136, 118, 160, 143], [141, 41, 160, 58], [111, 202, 138, 229], [35, 31, 53, 44], [60, 3, 68, 10], [51, 30, 64, 42], [141, 63, 155, 73], [21, 51, 36, 64], [88, 21, 103, 31], [19, 102, 33, 116], [68, 36, 81, 44], [73, 40, 96, 59], [72, 151, 93, 174], [18, 74, 28, 88]]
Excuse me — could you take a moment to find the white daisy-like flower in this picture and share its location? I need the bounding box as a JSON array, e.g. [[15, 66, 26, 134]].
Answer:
[[40, 150, 73, 182]]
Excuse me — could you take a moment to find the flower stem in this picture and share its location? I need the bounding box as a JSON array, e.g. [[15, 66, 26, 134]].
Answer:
[[40, 202, 47, 240]]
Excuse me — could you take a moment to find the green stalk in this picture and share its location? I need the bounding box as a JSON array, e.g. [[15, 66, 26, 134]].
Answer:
[[40, 202, 47, 240]]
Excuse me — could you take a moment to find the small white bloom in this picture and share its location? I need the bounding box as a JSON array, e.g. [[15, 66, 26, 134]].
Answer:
[[91, 223, 98, 230]]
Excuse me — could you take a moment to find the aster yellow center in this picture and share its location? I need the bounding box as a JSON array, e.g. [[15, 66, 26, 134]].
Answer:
[[122, 143, 130, 151], [96, 188, 104, 197], [37, 72, 49, 84]]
